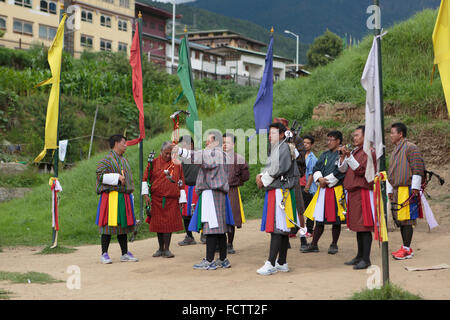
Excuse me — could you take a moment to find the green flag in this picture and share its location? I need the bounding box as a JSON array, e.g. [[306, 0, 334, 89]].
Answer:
[[177, 36, 198, 133]]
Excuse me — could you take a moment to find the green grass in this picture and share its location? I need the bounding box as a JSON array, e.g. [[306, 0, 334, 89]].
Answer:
[[350, 283, 423, 300], [0, 271, 62, 284], [0, 9, 448, 247], [0, 289, 11, 300], [36, 245, 78, 255]]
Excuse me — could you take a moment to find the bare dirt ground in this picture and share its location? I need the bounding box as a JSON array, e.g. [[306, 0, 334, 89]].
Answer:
[[0, 165, 449, 300]]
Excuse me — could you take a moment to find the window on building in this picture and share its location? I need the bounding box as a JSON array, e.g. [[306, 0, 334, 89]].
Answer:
[[0, 17, 6, 30], [80, 34, 93, 48], [203, 54, 210, 62], [102, 0, 113, 3], [39, 25, 56, 40], [194, 51, 200, 60], [100, 15, 111, 28], [158, 43, 163, 50], [39, 1, 56, 14], [158, 24, 164, 32], [15, 0, 32, 8], [13, 19, 33, 35], [81, 10, 93, 23], [119, 0, 129, 8], [118, 42, 127, 52], [118, 20, 127, 32], [150, 22, 155, 29], [100, 39, 112, 51]]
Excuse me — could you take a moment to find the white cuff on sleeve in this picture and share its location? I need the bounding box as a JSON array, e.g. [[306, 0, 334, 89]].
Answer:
[[261, 171, 275, 187], [386, 179, 393, 194], [179, 148, 191, 159], [179, 189, 187, 203], [313, 171, 323, 183], [346, 154, 360, 171], [102, 173, 120, 186], [338, 158, 348, 173], [411, 175, 422, 190], [324, 173, 339, 188], [141, 181, 149, 195]]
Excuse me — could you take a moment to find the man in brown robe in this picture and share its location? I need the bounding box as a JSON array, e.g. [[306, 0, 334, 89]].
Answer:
[[338, 126, 375, 269], [223, 132, 250, 254]]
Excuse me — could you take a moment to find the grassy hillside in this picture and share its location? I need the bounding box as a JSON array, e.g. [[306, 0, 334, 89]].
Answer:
[[0, 9, 448, 247]]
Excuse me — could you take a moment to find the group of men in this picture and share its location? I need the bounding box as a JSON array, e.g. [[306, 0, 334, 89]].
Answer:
[[94, 120, 427, 275]]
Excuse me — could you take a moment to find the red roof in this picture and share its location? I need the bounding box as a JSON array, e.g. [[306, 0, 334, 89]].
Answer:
[[135, 2, 182, 19]]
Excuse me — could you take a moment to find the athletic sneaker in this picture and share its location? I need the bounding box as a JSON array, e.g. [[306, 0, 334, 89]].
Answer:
[[392, 247, 414, 260], [120, 252, 139, 262], [257, 261, 277, 276], [216, 258, 231, 268], [193, 258, 217, 270], [162, 250, 175, 258], [152, 250, 163, 257], [227, 243, 236, 254], [275, 262, 289, 272], [328, 244, 339, 254], [178, 236, 196, 246], [301, 244, 319, 253], [101, 252, 112, 264]]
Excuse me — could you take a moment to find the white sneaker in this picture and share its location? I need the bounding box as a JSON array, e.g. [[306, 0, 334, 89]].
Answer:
[[257, 261, 277, 275], [101, 253, 112, 264], [120, 252, 139, 262], [275, 261, 289, 272]]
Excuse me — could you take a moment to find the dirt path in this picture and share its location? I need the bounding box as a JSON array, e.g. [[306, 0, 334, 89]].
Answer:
[[0, 217, 449, 300]]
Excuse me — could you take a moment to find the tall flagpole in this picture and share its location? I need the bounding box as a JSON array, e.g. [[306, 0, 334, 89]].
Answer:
[[51, 3, 65, 248], [138, 12, 144, 223], [373, 0, 390, 285]]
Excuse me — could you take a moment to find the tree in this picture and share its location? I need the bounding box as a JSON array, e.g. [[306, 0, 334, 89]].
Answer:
[[306, 30, 343, 67]]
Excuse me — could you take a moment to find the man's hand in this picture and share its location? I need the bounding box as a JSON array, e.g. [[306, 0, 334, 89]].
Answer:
[[412, 189, 420, 197], [318, 177, 328, 188], [256, 174, 264, 189], [119, 175, 126, 185]]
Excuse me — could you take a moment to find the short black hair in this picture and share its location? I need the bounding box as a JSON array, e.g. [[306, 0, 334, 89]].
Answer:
[[303, 135, 315, 144], [391, 122, 407, 138], [355, 125, 365, 135], [179, 135, 194, 147], [109, 134, 126, 149], [327, 130, 343, 144], [223, 132, 236, 143], [269, 122, 287, 134]]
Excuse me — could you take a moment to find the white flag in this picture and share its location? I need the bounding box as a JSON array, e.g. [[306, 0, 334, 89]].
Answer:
[[59, 140, 68, 162], [361, 36, 384, 183]]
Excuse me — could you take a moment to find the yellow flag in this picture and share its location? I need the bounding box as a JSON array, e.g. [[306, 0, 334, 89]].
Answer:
[[34, 14, 67, 163], [432, 0, 450, 116]]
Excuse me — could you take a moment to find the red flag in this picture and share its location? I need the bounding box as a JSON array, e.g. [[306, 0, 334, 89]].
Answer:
[[127, 22, 145, 146]]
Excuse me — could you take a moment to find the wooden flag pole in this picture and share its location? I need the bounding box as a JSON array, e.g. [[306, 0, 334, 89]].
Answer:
[[373, 0, 390, 285]]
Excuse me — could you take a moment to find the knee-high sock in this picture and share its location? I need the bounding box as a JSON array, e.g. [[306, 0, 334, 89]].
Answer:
[[218, 234, 227, 261], [400, 225, 413, 248], [101, 234, 111, 254], [311, 224, 324, 247], [277, 235, 289, 265], [117, 234, 128, 255], [355, 232, 363, 259], [183, 217, 193, 238], [361, 232, 372, 264], [206, 235, 218, 262], [227, 226, 235, 245], [157, 233, 164, 251], [268, 234, 282, 266], [331, 224, 341, 245], [306, 218, 315, 234], [163, 233, 172, 251]]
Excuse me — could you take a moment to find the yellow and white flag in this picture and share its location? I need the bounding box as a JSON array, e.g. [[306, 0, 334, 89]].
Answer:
[[34, 14, 67, 163], [432, 0, 450, 116]]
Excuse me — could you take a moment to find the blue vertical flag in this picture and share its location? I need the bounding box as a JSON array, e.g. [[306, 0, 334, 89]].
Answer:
[[253, 35, 274, 134]]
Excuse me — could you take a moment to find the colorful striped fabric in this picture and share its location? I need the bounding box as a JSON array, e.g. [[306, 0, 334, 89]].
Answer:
[[304, 186, 346, 223], [396, 186, 423, 221], [96, 150, 134, 194], [187, 193, 235, 232], [388, 139, 425, 187], [181, 185, 199, 217], [260, 189, 298, 233], [96, 191, 136, 228]]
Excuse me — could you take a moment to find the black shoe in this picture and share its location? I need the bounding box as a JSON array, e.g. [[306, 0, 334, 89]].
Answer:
[[328, 244, 338, 255], [300, 243, 309, 252], [227, 243, 236, 254], [344, 257, 362, 266], [302, 244, 319, 253], [353, 260, 371, 270]]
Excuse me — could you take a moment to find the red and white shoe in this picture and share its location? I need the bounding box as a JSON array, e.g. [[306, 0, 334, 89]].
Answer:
[[392, 247, 414, 260]]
